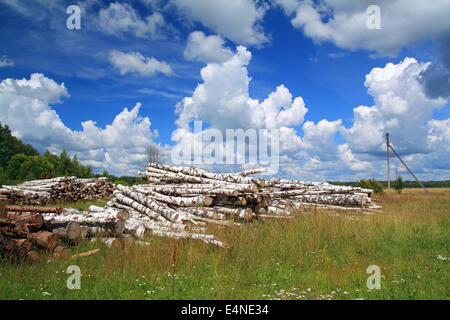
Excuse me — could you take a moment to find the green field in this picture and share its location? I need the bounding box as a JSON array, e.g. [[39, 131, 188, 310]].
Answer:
[[1, 188, 449, 300]]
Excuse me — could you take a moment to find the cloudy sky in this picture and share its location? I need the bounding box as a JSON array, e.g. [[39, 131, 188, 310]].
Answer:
[[0, 0, 449, 180]]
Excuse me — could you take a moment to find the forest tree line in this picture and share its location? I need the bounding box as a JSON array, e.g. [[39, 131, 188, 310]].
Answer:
[[0, 123, 144, 186]]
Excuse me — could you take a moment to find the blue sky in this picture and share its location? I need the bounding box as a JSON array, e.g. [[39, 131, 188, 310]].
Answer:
[[0, 0, 449, 180]]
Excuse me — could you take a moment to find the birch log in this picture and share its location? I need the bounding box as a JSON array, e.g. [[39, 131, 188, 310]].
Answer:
[[133, 186, 214, 207], [116, 185, 193, 224]]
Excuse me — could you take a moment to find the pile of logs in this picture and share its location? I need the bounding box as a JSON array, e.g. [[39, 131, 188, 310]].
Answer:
[[1, 164, 382, 255], [135, 163, 378, 216], [0, 203, 139, 261], [0, 177, 115, 205], [0, 204, 70, 261], [88, 163, 379, 248]]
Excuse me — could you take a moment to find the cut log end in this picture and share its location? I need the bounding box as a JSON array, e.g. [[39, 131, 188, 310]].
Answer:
[[28, 231, 59, 250], [53, 245, 70, 259], [26, 250, 39, 262]]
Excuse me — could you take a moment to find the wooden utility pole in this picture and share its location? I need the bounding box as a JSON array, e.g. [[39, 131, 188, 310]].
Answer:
[[386, 132, 390, 195], [385, 132, 430, 195], [387, 143, 431, 195]]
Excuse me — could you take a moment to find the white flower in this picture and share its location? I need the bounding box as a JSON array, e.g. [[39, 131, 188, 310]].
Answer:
[[42, 292, 51, 296]]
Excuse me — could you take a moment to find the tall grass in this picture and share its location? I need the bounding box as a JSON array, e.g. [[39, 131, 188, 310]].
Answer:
[[1, 189, 448, 300]]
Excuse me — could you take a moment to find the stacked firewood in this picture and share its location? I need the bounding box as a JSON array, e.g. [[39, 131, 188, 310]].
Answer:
[[0, 203, 138, 261], [0, 177, 115, 205], [261, 178, 376, 214], [0, 204, 71, 261], [135, 163, 377, 216]]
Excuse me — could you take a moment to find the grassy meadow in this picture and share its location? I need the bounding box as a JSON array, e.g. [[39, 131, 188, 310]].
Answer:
[[0, 188, 448, 300]]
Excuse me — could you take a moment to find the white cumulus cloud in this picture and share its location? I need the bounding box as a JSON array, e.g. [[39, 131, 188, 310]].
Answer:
[[0, 73, 160, 175], [171, 0, 268, 46], [99, 2, 170, 39], [109, 50, 174, 77], [175, 46, 308, 133], [343, 57, 448, 156], [274, 0, 450, 56], [184, 31, 233, 64]]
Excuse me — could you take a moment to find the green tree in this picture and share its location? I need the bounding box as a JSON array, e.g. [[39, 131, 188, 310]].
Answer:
[[0, 123, 38, 168], [5, 153, 29, 180], [394, 176, 404, 194], [43, 150, 60, 174], [18, 155, 54, 180], [356, 178, 384, 194], [56, 149, 72, 176], [0, 166, 5, 185]]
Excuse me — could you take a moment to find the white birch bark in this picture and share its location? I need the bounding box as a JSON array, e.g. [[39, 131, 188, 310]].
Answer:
[[234, 168, 267, 176], [113, 191, 161, 220], [146, 163, 265, 187], [132, 186, 214, 207], [149, 229, 227, 248], [177, 207, 226, 220], [213, 207, 254, 220], [116, 185, 192, 224]]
